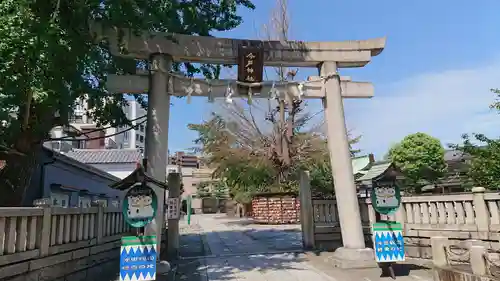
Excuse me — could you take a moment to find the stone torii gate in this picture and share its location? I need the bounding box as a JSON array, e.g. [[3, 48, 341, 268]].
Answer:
[[97, 26, 385, 267]]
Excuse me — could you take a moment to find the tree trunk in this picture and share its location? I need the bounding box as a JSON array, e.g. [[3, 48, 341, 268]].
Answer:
[[0, 145, 42, 206], [0, 98, 55, 206]]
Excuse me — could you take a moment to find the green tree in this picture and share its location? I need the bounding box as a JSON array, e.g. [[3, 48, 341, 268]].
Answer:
[[388, 132, 447, 192], [211, 181, 229, 198], [450, 133, 500, 189], [188, 112, 362, 201], [309, 161, 334, 198], [196, 181, 212, 198], [489, 88, 500, 111], [454, 88, 500, 189], [0, 0, 254, 206]]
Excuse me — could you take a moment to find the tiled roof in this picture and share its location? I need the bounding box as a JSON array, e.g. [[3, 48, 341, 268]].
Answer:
[[65, 149, 142, 164], [352, 155, 371, 174], [357, 162, 393, 182]]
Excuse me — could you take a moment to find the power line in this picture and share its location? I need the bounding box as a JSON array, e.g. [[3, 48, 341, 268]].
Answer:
[[49, 119, 147, 142], [47, 115, 147, 141]]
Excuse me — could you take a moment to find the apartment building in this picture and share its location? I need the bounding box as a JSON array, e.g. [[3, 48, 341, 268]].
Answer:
[[114, 100, 147, 151], [48, 99, 146, 152], [169, 151, 200, 168], [167, 152, 212, 196]]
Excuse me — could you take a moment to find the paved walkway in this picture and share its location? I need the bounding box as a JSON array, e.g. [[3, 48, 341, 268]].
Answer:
[[173, 214, 434, 281]]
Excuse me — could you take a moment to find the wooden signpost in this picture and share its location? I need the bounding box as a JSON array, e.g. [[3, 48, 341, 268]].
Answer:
[[110, 164, 172, 280], [371, 182, 404, 279]]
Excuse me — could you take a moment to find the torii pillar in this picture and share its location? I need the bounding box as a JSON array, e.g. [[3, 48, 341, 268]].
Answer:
[[145, 53, 171, 256], [96, 24, 385, 268], [320, 61, 375, 267]]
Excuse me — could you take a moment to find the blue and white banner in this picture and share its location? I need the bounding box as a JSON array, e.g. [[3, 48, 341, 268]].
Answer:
[[120, 236, 157, 281], [373, 222, 405, 263]]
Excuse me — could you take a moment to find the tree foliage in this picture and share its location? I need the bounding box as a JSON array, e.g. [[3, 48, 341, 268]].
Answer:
[[188, 107, 361, 202], [489, 88, 500, 112], [388, 132, 447, 190], [443, 88, 500, 191], [0, 0, 254, 205], [195, 180, 229, 198], [450, 133, 500, 189], [211, 180, 229, 198], [196, 181, 212, 198]]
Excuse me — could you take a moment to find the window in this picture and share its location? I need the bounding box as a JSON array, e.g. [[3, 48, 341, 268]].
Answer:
[[139, 135, 144, 142], [139, 125, 145, 132], [79, 196, 91, 208], [192, 183, 197, 186], [75, 103, 83, 112], [75, 140, 85, 149], [70, 115, 83, 124], [99, 131, 105, 147], [124, 131, 129, 140], [136, 134, 139, 141], [51, 193, 69, 207], [111, 200, 120, 208]]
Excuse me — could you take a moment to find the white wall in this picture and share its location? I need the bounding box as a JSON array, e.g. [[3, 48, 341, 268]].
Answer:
[[89, 163, 137, 179], [89, 163, 187, 181]]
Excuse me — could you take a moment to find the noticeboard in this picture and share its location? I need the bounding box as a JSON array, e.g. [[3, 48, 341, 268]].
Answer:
[[123, 183, 158, 228], [371, 184, 401, 215], [166, 198, 180, 220]]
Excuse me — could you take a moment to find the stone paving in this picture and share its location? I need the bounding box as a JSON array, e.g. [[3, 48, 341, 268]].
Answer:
[[173, 214, 434, 281]]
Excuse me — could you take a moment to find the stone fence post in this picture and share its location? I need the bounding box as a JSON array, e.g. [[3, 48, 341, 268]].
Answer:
[[394, 203, 406, 231], [33, 198, 52, 257], [470, 245, 488, 276], [91, 199, 107, 245], [364, 199, 377, 226], [431, 236, 449, 268], [472, 187, 490, 240], [299, 170, 315, 249]]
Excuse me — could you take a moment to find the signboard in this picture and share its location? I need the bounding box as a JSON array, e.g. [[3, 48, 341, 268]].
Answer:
[[166, 198, 180, 220], [373, 222, 405, 263], [237, 46, 264, 94], [120, 236, 157, 281], [371, 185, 401, 215], [123, 183, 158, 228]]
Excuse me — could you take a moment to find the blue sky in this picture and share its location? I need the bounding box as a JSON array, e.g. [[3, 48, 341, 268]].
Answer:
[[167, 0, 500, 158]]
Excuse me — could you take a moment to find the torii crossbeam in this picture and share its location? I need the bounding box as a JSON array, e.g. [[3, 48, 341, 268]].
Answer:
[[92, 24, 385, 67], [106, 74, 374, 99]]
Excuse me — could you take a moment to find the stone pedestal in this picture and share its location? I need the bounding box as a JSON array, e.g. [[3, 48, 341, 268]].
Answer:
[[327, 247, 378, 269]]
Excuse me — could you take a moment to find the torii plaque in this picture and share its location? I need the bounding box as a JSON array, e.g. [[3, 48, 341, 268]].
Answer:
[[96, 24, 386, 269], [237, 46, 264, 95]]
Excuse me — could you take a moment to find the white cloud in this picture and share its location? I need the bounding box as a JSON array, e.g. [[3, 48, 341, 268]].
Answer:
[[342, 59, 500, 159]]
